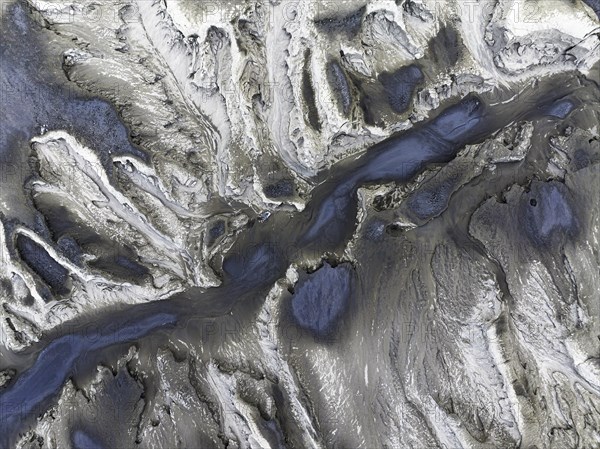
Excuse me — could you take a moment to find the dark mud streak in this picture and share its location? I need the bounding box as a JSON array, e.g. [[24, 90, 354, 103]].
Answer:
[[302, 49, 322, 132], [347, 71, 398, 127], [428, 26, 461, 67], [0, 75, 583, 446], [90, 251, 150, 281], [264, 179, 294, 199], [15, 234, 70, 297], [33, 197, 150, 282], [314, 6, 366, 38], [326, 60, 352, 116]]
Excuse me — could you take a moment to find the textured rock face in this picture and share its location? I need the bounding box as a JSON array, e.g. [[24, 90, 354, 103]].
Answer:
[[0, 0, 599, 448]]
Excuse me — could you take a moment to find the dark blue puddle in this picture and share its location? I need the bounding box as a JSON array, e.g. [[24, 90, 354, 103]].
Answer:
[[541, 99, 575, 119], [378, 65, 424, 114], [407, 178, 457, 220], [521, 181, 578, 247], [291, 262, 354, 336]]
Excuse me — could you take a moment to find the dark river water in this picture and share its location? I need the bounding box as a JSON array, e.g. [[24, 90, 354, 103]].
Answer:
[[0, 2, 587, 445], [0, 78, 580, 446]]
